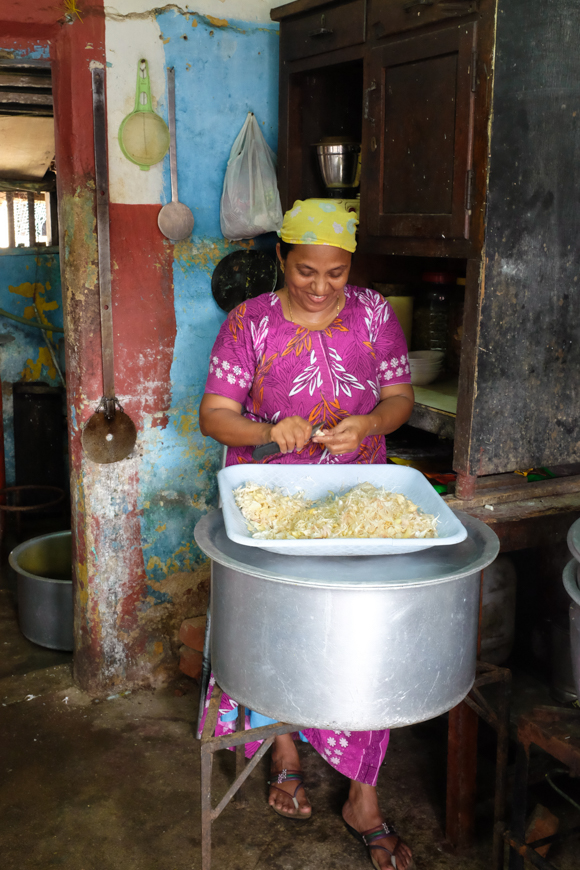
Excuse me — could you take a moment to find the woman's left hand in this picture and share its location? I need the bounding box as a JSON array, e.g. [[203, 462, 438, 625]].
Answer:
[[311, 415, 370, 455]]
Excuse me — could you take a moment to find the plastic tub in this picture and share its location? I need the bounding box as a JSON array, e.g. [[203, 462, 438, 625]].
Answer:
[[9, 531, 73, 651], [218, 464, 467, 557]]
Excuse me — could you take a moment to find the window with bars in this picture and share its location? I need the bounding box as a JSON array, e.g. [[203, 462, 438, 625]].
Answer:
[[0, 190, 57, 248]]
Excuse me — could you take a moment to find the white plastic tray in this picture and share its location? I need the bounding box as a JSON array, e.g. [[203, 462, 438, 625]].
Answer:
[[218, 465, 467, 556]]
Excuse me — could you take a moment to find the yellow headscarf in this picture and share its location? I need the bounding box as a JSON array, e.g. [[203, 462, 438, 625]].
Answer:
[[279, 199, 358, 253]]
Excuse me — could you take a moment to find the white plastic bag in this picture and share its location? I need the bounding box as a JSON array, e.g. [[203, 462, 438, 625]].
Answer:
[[220, 112, 283, 240]]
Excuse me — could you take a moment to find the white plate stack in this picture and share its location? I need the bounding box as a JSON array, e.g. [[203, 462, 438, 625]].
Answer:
[[409, 350, 445, 385]]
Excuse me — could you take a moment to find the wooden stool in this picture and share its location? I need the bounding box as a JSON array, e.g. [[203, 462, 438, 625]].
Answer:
[[505, 706, 580, 869]]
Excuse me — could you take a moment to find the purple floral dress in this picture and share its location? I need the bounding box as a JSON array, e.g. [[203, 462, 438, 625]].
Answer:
[[202, 285, 411, 785], [205, 285, 411, 467]]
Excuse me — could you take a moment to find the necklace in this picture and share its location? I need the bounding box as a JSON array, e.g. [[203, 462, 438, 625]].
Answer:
[[286, 289, 340, 325]]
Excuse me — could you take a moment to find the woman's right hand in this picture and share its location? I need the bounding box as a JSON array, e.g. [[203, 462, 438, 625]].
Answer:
[[268, 416, 313, 454]]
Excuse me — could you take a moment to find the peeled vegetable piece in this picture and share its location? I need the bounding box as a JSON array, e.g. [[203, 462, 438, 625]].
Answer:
[[233, 481, 438, 540]]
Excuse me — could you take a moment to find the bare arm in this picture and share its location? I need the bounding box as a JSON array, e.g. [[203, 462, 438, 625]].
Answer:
[[199, 393, 313, 453], [312, 383, 414, 455]]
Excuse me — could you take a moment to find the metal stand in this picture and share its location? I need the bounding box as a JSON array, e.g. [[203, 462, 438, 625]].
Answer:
[[446, 661, 512, 870], [200, 681, 301, 870], [505, 706, 580, 870]]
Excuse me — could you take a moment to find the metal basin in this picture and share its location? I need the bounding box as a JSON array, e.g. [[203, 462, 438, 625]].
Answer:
[[194, 510, 499, 730], [316, 142, 361, 189], [9, 531, 72, 651]]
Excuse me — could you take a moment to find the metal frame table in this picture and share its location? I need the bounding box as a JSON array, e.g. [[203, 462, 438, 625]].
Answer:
[[200, 681, 301, 870], [195, 508, 502, 870]]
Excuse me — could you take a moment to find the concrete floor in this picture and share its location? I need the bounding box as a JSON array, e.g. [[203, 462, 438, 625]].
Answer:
[[1, 561, 579, 869], [0, 663, 494, 870]]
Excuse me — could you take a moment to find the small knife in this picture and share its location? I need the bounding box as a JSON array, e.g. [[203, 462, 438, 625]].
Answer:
[[252, 422, 324, 462]]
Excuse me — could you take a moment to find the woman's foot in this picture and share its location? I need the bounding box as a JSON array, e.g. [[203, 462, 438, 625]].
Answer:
[[268, 733, 312, 818], [343, 782, 413, 869]]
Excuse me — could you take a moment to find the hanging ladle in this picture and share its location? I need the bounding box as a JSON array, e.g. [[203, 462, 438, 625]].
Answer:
[[82, 68, 137, 464], [157, 67, 195, 241]]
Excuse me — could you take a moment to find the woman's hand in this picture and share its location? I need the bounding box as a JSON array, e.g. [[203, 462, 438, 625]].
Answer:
[[312, 416, 370, 455], [269, 416, 313, 454], [310, 384, 415, 455]]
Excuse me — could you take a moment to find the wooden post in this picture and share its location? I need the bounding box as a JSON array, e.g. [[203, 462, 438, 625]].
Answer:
[[456, 472, 477, 501], [446, 700, 479, 848]]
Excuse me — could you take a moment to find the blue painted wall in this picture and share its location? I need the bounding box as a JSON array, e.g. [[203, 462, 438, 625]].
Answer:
[[0, 248, 64, 484], [137, 11, 279, 582]]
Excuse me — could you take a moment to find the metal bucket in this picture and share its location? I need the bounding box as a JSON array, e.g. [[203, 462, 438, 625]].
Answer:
[[9, 531, 73, 651], [194, 510, 499, 730], [562, 559, 580, 699]]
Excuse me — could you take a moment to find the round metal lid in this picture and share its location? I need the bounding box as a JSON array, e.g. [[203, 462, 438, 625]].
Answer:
[[194, 509, 499, 589], [568, 518, 580, 562]]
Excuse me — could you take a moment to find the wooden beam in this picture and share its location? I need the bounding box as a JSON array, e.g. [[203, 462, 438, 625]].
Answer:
[[0, 72, 51, 88], [0, 106, 53, 116], [446, 473, 580, 509], [271, 0, 335, 22], [0, 91, 53, 105]]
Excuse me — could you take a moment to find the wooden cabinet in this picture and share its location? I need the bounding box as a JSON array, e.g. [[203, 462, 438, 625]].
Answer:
[[280, 0, 365, 61], [271, 0, 580, 493], [362, 22, 476, 241], [367, 0, 478, 40]]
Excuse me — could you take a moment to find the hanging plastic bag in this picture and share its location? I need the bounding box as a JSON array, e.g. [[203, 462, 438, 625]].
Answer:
[[220, 112, 283, 240]]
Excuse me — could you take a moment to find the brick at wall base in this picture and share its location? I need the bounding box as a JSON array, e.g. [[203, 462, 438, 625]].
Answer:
[[179, 645, 203, 681], [179, 616, 207, 652]]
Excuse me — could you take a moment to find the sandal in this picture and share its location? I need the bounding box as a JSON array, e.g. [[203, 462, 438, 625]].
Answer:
[[344, 820, 415, 870], [267, 768, 312, 821]]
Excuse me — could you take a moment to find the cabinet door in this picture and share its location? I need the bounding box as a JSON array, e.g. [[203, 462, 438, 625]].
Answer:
[[362, 23, 476, 239]]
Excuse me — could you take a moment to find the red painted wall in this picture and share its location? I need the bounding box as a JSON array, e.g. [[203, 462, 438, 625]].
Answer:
[[1, 3, 179, 691]]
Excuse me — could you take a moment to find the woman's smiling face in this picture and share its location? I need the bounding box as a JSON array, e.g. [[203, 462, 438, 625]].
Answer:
[[277, 243, 352, 317]]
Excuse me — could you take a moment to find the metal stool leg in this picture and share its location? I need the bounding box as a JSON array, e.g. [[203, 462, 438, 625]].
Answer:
[[196, 600, 212, 739], [201, 684, 222, 870], [235, 704, 247, 806], [199, 679, 300, 870]]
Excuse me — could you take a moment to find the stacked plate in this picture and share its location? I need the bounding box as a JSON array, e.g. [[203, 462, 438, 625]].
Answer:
[[409, 351, 445, 385]]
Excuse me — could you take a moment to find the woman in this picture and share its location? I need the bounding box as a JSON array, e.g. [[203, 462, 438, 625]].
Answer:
[[199, 199, 415, 870]]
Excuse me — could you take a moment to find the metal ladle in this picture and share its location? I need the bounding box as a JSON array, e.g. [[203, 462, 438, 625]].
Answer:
[[157, 67, 194, 241], [82, 68, 137, 465]]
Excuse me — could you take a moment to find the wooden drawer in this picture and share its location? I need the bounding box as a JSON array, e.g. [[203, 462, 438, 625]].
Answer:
[[367, 0, 478, 41], [280, 0, 365, 62]]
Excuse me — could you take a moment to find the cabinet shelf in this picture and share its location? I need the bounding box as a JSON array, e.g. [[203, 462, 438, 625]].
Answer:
[[408, 377, 457, 440]]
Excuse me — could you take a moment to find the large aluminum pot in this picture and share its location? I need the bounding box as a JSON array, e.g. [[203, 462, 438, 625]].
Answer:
[[194, 510, 499, 730], [562, 559, 580, 699], [9, 530, 72, 651], [567, 518, 580, 587]]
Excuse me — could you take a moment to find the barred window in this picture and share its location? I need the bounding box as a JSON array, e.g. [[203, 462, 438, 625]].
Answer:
[[0, 190, 54, 248]]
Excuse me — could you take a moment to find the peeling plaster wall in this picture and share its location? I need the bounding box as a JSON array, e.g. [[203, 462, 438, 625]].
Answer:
[[1, 0, 279, 692], [0, 248, 65, 483], [130, 8, 279, 586], [85, 0, 278, 689]]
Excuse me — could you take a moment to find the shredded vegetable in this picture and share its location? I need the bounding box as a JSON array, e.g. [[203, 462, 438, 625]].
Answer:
[[233, 481, 438, 540]]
